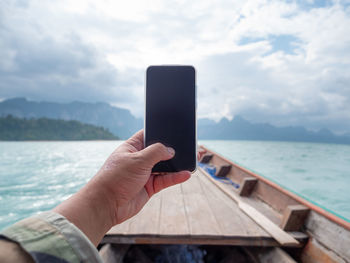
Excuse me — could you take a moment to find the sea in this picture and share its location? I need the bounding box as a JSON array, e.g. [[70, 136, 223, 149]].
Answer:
[[0, 140, 349, 230]]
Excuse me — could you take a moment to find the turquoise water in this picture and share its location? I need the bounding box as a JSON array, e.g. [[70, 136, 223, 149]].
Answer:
[[202, 140, 350, 222], [0, 140, 349, 230]]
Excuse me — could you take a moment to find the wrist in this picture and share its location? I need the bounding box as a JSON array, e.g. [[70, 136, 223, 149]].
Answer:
[[53, 179, 117, 246], [80, 179, 117, 231]]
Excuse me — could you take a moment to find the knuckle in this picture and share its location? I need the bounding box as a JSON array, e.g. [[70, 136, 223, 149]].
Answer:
[[132, 151, 153, 168], [130, 151, 143, 163], [154, 143, 167, 152], [153, 142, 163, 148]]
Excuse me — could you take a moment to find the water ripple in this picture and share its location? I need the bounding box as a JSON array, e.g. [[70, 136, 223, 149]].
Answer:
[[0, 141, 122, 230]]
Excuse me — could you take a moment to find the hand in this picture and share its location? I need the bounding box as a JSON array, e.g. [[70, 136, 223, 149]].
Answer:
[[92, 130, 192, 224], [54, 130, 195, 246]]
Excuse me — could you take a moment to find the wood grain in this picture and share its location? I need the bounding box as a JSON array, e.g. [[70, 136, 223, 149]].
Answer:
[[158, 185, 189, 235], [106, 169, 300, 247], [280, 205, 310, 231], [181, 171, 222, 236], [198, 172, 269, 237], [199, 167, 299, 246], [127, 192, 161, 235], [239, 202, 299, 246], [239, 177, 258, 197]]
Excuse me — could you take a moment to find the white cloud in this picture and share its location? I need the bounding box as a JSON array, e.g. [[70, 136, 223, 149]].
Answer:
[[0, 0, 350, 132]]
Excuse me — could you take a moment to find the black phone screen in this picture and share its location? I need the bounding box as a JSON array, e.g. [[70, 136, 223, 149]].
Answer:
[[145, 65, 196, 173]]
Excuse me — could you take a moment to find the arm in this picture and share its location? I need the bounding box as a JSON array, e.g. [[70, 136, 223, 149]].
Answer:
[[53, 130, 191, 246], [1, 129, 203, 262]]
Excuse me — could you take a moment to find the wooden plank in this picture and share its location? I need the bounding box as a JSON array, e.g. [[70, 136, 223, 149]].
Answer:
[[99, 244, 129, 263], [228, 165, 251, 185], [287, 231, 308, 244], [108, 195, 162, 236], [106, 167, 306, 247], [241, 194, 282, 225], [201, 145, 350, 231], [305, 211, 350, 261], [280, 205, 310, 231], [253, 181, 300, 214], [108, 216, 131, 235], [102, 233, 306, 246], [125, 192, 162, 235], [197, 172, 270, 237], [301, 238, 347, 263], [158, 184, 189, 235], [239, 202, 300, 246], [181, 171, 222, 236], [101, 235, 282, 246], [199, 167, 299, 246], [239, 177, 258, 197]]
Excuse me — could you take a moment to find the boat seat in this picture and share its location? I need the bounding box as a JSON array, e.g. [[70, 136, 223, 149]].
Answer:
[[200, 154, 213, 164], [216, 164, 232, 177]]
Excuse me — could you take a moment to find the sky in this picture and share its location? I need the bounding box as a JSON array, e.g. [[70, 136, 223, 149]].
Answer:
[[1, 0, 350, 133]]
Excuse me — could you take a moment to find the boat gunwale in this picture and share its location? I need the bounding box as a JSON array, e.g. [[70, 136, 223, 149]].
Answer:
[[102, 233, 304, 247], [200, 145, 350, 231]]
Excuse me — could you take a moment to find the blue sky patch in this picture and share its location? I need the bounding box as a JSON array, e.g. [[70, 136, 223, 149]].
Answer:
[[289, 0, 333, 10], [269, 34, 301, 55], [239, 34, 301, 55], [238, 37, 265, 46]]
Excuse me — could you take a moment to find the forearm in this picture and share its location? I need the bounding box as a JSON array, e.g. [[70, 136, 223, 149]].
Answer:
[[53, 180, 115, 246]]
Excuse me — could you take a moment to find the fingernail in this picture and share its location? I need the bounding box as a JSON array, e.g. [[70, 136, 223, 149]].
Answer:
[[167, 147, 175, 155]]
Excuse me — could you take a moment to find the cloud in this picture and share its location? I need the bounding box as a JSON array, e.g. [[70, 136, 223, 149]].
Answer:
[[195, 0, 350, 133], [0, 0, 350, 133], [0, 1, 143, 105]]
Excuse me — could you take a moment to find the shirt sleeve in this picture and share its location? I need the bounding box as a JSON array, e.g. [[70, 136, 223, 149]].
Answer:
[[0, 211, 103, 263]]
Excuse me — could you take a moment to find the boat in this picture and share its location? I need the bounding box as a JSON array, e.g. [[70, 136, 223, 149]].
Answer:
[[99, 145, 350, 262]]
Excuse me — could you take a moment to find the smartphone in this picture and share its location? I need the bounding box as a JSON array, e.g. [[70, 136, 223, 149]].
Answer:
[[145, 65, 196, 173]]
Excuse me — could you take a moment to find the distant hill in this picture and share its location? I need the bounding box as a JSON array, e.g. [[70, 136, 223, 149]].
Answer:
[[0, 115, 118, 140], [198, 116, 350, 144], [1, 98, 349, 144], [0, 98, 142, 139]]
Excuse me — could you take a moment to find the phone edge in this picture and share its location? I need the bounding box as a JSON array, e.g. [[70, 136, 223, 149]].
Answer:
[[144, 65, 198, 174]]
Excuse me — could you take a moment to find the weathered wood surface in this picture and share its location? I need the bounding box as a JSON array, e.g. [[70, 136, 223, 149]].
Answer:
[[303, 211, 350, 262], [105, 169, 295, 246], [301, 237, 347, 263], [239, 177, 257, 197], [200, 167, 299, 246], [280, 205, 310, 231], [201, 145, 350, 232]]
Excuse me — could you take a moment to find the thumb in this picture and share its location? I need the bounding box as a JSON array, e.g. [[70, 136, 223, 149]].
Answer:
[[138, 143, 175, 167]]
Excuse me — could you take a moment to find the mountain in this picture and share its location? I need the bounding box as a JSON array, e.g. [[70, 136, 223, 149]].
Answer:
[[0, 98, 142, 139], [0, 115, 118, 140], [1, 98, 349, 144], [197, 116, 350, 144]]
